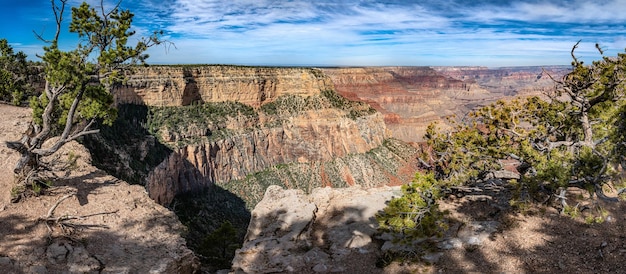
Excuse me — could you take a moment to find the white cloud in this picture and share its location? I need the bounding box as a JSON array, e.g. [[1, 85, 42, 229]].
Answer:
[[134, 0, 626, 66], [467, 0, 626, 23]]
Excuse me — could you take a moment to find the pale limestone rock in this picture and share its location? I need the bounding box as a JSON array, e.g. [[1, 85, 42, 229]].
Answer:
[[113, 66, 333, 107], [231, 185, 398, 273]]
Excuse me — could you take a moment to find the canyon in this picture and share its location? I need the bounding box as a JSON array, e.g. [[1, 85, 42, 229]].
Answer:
[[0, 64, 575, 272], [106, 65, 568, 207]]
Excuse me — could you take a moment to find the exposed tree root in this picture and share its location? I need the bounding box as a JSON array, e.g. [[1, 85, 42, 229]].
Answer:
[[37, 193, 119, 237]]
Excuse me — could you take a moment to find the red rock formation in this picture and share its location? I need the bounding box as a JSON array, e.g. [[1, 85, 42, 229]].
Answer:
[[323, 66, 569, 142]]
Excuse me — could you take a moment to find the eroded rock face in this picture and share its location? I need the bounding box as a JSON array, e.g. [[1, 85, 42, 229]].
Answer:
[[322, 66, 489, 142], [323, 66, 569, 142], [231, 185, 399, 273], [113, 66, 333, 107], [145, 109, 388, 205]]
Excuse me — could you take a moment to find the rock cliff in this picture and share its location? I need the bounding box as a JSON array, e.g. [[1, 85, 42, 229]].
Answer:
[[143, 97, 394, 206], [113, 66, 333, 107]]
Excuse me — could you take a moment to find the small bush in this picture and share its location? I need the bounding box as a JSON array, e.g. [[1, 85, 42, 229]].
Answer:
[[376, 172, 447, 241]]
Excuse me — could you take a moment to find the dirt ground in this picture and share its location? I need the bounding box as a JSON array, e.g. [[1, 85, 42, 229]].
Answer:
[[433, 188, 626, 273], [0, 104, 197, 272]]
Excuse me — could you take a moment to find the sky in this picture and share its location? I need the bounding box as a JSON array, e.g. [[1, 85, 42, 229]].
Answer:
[[1, 0, 626, 67]]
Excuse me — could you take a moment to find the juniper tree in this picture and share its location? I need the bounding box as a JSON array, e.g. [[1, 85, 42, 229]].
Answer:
[[6, 0, 166, 199], [423, 41, 626, 204]]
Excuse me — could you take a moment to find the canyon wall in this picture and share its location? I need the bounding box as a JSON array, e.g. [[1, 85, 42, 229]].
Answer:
[[108, 65, 420, 207], [145, 108, 390, 205], [323, 66, 569, 142], [108, 65, 568, 206], [113, 66, 333, 107]]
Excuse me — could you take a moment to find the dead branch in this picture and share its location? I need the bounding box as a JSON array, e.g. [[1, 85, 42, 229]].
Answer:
[[38, 193, 119, 235], [45, 193, 74, 219], [554, 188, 568, 210], [594, 184, 620, 203]]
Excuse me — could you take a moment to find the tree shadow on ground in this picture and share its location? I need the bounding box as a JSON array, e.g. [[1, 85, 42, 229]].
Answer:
[[50, 170, 118, 206], [435, 181, 626, 273], [230, 187, 401, 274]]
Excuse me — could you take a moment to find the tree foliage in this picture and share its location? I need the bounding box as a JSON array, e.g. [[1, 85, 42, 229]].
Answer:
[[6, 0, 165, 200], [0, 39, 33, 105], [423, 42, 626, 204], [377, 43, 626, 260], [198, 221, 241, 269], [376, 172, 447, 240]]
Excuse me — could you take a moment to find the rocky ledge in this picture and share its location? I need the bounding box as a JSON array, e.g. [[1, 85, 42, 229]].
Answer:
[[231, 185, 504, 273], [0, 105, 199, 273]]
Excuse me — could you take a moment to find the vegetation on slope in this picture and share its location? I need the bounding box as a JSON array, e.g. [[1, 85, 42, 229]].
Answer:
[[147, 101, 258, 147], [219, 138, 418, 209]]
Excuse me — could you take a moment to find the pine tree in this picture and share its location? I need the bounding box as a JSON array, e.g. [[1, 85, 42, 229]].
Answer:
[[423, 41, 626, 204]]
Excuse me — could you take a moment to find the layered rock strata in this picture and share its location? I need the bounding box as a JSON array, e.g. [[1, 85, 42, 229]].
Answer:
[[145, 109, 389, 206], [113, 66, 333, 107], [323, 66, 569, 142]]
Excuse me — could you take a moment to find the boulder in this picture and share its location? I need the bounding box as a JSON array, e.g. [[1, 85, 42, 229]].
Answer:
[[231, 185, 398, 273]]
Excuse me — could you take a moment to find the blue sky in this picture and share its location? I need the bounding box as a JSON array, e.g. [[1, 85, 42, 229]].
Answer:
[[1, 0, 626, 67]]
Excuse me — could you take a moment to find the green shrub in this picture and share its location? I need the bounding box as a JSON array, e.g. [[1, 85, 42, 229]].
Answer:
[[376, 172, 447, 241]]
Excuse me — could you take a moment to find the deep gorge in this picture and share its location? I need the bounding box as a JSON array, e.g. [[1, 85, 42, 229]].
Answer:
[[81, 64, 567, 270]]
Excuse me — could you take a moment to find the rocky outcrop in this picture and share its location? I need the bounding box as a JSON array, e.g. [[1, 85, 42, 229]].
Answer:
[[231, 184, 506, 273], [231, 185, 399, 273], [0, 105, 199, 273], [113, 66, 333, 107]]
